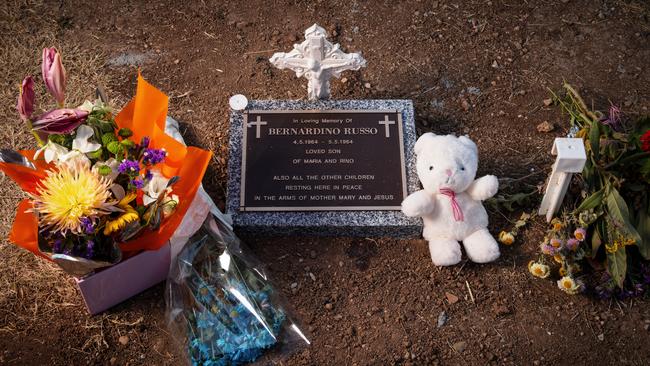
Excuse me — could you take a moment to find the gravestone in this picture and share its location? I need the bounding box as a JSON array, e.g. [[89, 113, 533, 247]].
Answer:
[[226, 25, 421, 237]]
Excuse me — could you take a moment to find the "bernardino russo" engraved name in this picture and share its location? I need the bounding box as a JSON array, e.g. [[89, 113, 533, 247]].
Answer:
[[267, 127, 378, 136]]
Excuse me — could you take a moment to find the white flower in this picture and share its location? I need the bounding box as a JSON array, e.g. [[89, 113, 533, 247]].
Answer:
[[557, 276, 582, 295], [33, 125, 100, 166], [92, 158, 120, 181], [78, 100, 96, 113], [161, 194, 179, 218], [528, 261, 550, 279], [143, 171, 169, 206], [58, 150, 90, 169], [72, 125, 101, 153], [33, 141, 69, 163]]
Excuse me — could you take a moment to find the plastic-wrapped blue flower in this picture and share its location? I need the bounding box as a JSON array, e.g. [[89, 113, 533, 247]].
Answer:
[[167, 217, 309, 366]]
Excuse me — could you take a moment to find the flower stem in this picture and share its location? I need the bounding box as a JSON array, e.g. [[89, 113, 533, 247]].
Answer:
[[26, 120, 45, 147]]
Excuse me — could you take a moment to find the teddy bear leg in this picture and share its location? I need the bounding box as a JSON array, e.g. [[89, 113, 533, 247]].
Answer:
[[462, 229, 500, 263], [428, 239, 462, 266]]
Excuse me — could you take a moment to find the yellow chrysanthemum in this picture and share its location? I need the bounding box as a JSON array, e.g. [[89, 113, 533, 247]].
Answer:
[[557, 276, 581, 295], [528, 261, 550, 279], [553, 254, 564, 264], [31, 160, 113, 234], [104, 205, 139, 235], [498, 231, 515, 245]]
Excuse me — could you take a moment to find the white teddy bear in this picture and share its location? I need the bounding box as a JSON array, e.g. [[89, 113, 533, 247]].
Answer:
[[402, 133, 500, 266]]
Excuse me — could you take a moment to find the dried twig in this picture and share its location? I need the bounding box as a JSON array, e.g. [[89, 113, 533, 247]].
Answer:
[[465, 281, 475, 304]]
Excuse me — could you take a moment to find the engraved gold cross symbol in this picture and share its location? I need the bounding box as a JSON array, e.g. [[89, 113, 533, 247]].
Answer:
[[248, 116, 268, 139], [378, 115, 395, 138]]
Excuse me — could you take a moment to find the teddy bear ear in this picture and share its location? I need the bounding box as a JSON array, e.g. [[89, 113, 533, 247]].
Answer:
[[458, 135, 478, 154], [414, 132, 437, 156]]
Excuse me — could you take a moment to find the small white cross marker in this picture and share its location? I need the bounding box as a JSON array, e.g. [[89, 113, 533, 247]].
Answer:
[[538, 138, 587, 222], [247, 116, 267, 139], [378, 115, 395, 138]]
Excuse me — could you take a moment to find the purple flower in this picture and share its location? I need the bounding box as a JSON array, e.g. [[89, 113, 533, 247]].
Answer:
[[31, 108, 88, 134], [80, 217, 94, 235], [42, 47, 66, 106], [17, 76, 35, 121], [566, 238, 580, 251], [118, 159, 141, 174], [140, 136, 150, 148], [142, 148, 167, 165], [131, 178, 144, 189], [574, 228, 587, 242], [85, 240, 94, 259], [52, 239, 63, 254], [144, 170, 153, 181], [601, 105, 623, 131]]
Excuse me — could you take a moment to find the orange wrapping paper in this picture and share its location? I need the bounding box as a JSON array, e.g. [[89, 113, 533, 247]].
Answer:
[[3, 74, 212, 257]]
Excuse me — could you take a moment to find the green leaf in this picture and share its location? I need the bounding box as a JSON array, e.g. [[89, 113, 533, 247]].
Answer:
[[641, 159, 650, 183], [590, 224, 602, 258], [589, 121, 600, 161], [576, 189, 604, 212], [101, 133, 118, 146], [612, 132, 629, 142], [86, 148, 103, 160], [636, 204, 650, 260], [606, 188, 642, 245], [97, 165, 112, 176], [121, 139, 136, 149], [118, 128, 133, 138], [106, 141, 123, 155], [606, 247, 627, 288]]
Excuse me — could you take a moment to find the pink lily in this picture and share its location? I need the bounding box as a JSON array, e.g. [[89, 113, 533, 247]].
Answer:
[[42, 47, 66, 106], [17, 76, 35, 121], [31, 109, 89, 135]]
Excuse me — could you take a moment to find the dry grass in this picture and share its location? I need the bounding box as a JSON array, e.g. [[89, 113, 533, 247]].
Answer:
[[0, 0, 115, 338]]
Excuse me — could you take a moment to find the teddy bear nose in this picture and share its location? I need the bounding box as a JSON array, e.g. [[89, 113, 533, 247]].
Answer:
[[445, 169, 452, 177]]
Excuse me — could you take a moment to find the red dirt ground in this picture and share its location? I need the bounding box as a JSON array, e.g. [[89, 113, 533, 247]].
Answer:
[[1, 0, 649, 365]]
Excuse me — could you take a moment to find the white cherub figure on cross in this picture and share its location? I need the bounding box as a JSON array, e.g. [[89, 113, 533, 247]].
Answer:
[[270, 24, 367, 100]]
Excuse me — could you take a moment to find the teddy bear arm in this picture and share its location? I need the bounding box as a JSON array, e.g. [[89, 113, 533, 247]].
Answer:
[[466, 175, 499, 201], [401, 190, 435, 217]]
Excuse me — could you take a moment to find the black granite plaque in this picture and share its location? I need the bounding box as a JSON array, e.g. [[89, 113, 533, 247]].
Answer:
[[240, 110, 407, 211]]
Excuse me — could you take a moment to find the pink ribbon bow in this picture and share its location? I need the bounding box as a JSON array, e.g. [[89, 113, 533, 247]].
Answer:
[[439, 188, 464, 222]]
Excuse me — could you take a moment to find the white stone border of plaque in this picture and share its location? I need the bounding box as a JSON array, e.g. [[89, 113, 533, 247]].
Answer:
[[226, 99, 422, 238]]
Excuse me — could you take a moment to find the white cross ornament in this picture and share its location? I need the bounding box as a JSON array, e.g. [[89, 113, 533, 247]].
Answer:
[[248, 116, 267, 139], [378, 115, 395, 138], [269, 24, 367, 100], [538, 138, 587, 222]]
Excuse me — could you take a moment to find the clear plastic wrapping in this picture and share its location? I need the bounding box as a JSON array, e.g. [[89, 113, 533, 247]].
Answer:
[[166, 215, 309, 365]]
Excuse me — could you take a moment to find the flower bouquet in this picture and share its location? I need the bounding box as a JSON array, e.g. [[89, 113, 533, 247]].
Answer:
[[166, 215, 310, 366], [529, 83, 650, 297], [1, 48, 213, 312]]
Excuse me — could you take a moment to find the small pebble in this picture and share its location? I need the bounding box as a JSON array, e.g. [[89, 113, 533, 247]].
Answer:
[[437, 311, 448, 328], [118, 335, 129, 345], [537, 121, 555, 133], [452, 341, 467, 353]]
